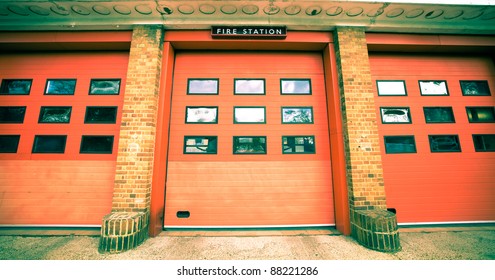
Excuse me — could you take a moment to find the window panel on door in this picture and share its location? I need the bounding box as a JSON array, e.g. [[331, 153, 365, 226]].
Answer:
[[187, 79, 219, 95], [0, 79, 32, 95], [233, 136, 266, 154], [234, 79, 265, 95], [280, 79, 312, 95], [282, 136, 315, 154], [0, 106, 26, 123]]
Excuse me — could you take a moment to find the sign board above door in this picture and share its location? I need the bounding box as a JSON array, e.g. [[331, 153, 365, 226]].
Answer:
[[211, 26, 287, 39]]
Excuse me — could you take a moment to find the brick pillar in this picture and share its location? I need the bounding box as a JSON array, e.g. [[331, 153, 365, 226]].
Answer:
[[333, 27, 400, 252], [99, 25, 163, 253]]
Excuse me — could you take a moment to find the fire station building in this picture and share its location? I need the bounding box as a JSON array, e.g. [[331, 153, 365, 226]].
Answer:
[[0, 1, 494, 253]]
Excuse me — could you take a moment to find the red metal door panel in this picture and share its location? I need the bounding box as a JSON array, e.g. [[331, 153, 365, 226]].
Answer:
[[0, 52, 128, 225], [164, 51, 335, 227], [370, 54, 495, 224]]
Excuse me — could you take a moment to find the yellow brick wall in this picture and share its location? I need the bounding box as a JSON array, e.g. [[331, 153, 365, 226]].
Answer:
[[112, 25, 163, 212], [333, 27, 387, 212]]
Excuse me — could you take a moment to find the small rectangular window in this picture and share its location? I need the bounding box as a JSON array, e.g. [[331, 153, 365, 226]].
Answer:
[[380, 107, 412, 124], [233, 136, 266, 154], [80, 135, 114, 154], [282, 136, 315, 154], [281, 107, 313, 124], [429, 135, 461, 153], [89, 79, 121, 95], [187, 79, 219, 95], [84, 107, 118, 124], [376, 80, 407, 96], [0, 106, 26, 123], [234, 79, 265, 95], [44, 79, 76, 95], [423, 107, 455, 123], [184, 136, 217, 154], [473, 134, 495, 152], [234, 107, 266, 124], [419, 80, 449, 96], [32, 135, 67, 153], [466, 107, 495, 123], [0, 79, 32, 95], [186, 106, 218, 124], [0, 135, 20, 153], [384, 136, 417, 154], [280, 79, 312, 95], [460, 80, 491, 96], [38, 107, 72, 123]]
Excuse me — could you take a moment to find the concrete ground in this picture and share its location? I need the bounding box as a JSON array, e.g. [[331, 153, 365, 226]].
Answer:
[[0, 226, 494, 260]]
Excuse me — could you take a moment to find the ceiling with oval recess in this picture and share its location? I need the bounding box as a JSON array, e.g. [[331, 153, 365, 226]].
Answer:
[[0, 1, 493, 34]]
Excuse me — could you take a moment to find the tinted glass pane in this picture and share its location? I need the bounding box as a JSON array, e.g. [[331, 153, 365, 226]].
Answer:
[[85, 107, 118, 123], [461, 81, 491, 96], [0, 106, 26, 123], [384, 136, 416, 154], [234, 107, 266, 123], [429, 135, 461, 152], [187, 79, 219, 94], [466, 107, 495, 123], [0, 79, 32, 94], [234, 79, 265, 94], [376, 80, 407, 96], [473, 135, 495, 152], [32, 135, 67, 153], [424, 107, 455, 123], [281, 79, 311, 94], [45, 79, 76, 95], [419, 80, 449, 96], [282, 136, 315, 154], [80, 136, 114, 154], [186, 107, 218, 123], [380, 108, 412, 123], [39, 107, 71, 123], [89, 79, 121, 95], [282, 107, 313, 124], [233, 136, 266, 154], [0, 135, 20, 153], [184, 136, 217, 154]]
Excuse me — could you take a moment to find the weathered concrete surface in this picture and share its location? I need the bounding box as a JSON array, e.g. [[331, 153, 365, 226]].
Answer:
[[0, 227, 494, 260]]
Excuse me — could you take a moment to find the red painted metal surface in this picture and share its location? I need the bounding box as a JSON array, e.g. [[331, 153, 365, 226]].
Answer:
[[163, 51, 335, 227], [323, 44, 351, 235], [0, 51, 128, 225], [371, 53, 495, 223], [149, 43, 175, 236]]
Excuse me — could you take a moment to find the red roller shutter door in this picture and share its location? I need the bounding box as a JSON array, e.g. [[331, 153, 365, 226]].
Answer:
[[164, 51, 335, 227], [371, 54, 495, 224], [0, 52, 128, 225]]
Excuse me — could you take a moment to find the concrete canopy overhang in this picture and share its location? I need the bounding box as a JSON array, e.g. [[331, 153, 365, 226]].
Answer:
[[0, 1, 493, 34]]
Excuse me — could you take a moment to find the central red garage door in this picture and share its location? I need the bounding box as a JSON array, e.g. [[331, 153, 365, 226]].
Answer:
[[164, 51, 335, 228], [371, 54, 495, 224]]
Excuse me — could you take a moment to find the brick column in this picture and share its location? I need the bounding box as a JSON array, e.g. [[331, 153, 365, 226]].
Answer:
[[99, 25, 163, 253], [333, 27, 400, 252]]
